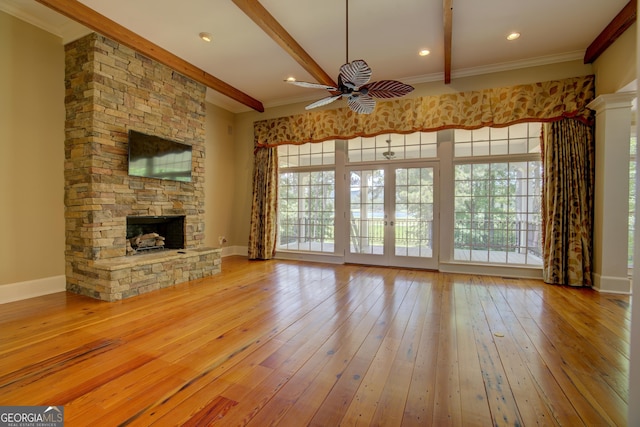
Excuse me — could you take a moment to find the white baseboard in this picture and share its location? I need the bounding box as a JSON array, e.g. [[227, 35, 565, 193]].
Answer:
[[0, 275, 66, 304], [0, 248, 248, 304], [221, 245, 248, 257], [593, 273, 632, 294], [438, 261, 543, 279], [275, 251, 344, 264]]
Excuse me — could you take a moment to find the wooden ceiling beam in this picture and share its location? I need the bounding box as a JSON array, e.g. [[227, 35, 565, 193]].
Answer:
[[232, 0, 338, 88], [35, 0, 265, 112], [584, 0, 636, 64], [443, 0, 453, 84]]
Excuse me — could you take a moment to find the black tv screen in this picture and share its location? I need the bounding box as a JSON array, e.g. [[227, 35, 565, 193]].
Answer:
[[128, 130, 192, 182]]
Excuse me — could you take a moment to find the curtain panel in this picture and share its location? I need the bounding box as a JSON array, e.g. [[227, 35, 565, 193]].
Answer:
[[254, 75, 594, 147], [248, 147, 278, 260], [541, 120, 595, 286]]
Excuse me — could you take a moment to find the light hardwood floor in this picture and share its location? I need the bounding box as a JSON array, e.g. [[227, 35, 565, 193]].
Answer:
[[0, 256, 630, 426]]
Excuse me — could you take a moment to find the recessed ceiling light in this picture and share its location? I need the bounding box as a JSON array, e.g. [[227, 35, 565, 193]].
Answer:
[[506, 32, 521, 41], [419, 49, 431, 56], [199, 32, 213, 42], [286, 76, 296, 82]]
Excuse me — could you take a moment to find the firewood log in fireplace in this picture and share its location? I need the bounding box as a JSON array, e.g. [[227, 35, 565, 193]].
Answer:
[[126, 240, 136, 255], [129, 233, 165, 250]]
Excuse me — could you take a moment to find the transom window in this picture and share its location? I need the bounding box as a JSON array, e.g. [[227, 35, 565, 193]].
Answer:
[[278, 140, 335, 168], [348, 132, 437, 163], [454, 123, 541, 157]]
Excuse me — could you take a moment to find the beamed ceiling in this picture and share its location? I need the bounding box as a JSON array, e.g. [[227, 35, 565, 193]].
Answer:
[[0, 0, 635, 113]]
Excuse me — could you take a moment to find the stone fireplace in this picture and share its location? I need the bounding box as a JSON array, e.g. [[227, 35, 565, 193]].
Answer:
[[63, 33, 220, 301]]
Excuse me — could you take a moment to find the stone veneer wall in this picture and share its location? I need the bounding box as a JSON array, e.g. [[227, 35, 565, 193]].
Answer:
[[64, 33, 219, 301]]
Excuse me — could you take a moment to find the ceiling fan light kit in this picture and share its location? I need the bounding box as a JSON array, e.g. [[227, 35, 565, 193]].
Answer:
[[286, 0, 414, 114]]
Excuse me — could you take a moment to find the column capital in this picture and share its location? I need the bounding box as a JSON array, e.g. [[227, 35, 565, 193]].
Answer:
[[587, 91, 636, 112]]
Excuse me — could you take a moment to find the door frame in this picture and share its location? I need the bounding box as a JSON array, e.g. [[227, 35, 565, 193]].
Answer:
[[344, 161, 439, 269]]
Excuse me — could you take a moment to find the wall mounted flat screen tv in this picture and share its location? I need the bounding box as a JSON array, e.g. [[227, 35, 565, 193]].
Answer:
[[128, 130, 192, 182]]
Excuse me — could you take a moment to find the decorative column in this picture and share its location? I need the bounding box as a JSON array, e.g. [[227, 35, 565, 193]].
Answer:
[[587, 92, 636, 294]]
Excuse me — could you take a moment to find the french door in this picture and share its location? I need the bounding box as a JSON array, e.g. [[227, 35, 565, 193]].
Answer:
[[345, 162, 438, 269]]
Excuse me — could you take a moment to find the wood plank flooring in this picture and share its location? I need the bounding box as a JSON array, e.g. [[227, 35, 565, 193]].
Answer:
[[0, 256, 630, 426]]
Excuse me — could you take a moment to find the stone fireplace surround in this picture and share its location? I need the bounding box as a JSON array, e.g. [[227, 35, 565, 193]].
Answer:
[[64, 33, 220, 301]]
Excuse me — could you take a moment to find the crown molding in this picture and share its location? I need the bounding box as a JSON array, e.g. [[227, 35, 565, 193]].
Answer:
[[402, 51, 585, 86], [0, 1, 90, 43]]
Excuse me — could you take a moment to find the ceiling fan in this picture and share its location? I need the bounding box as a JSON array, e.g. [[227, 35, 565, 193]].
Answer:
[[285, 0, 414, 114]]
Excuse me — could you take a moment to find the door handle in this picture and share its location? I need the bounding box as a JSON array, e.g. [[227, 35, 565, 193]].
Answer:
[[390, 221, 394, 226]]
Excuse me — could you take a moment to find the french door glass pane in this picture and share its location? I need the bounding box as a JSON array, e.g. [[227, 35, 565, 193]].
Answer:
[[395, 167, 434, 258], [349, 169, 385, 254]]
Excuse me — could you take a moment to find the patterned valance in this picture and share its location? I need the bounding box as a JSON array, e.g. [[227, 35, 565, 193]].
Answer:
[[254, 75, 595, 147]]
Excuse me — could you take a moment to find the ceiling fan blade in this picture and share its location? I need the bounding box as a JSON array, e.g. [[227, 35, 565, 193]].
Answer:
[[305, 94, 342, 110], [362, 80, 415, 99], [347, 94, 376, 114], [339, 60, 372, 88], [286, 80, 338, 91]]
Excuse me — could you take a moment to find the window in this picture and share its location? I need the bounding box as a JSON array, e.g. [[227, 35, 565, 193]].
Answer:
[[277, 141, 336, 253], [276, 125, 543, 270], [453, 123, 542, 265]]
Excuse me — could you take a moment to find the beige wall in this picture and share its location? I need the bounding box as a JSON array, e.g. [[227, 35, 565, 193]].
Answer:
[[231, 59, 593, 247], [204, 103, 238, 248], [593, 22, 637, 95], [0, 12, 65, 286]]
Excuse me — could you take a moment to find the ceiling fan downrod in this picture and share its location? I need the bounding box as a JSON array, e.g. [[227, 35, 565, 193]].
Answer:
[[345, 0, 349, 64]]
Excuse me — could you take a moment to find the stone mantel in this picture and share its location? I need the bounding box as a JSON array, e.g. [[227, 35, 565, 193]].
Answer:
[[92, 248, 219, 270]]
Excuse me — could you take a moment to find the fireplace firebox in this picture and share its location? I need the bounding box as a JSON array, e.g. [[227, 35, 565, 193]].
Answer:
[[126, 215, 186, 252]]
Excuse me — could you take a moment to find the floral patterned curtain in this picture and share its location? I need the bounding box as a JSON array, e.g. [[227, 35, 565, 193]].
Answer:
[[248, 147, 278, 260], [254, 75, 594, 147], [541, 120, 595, 286]]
